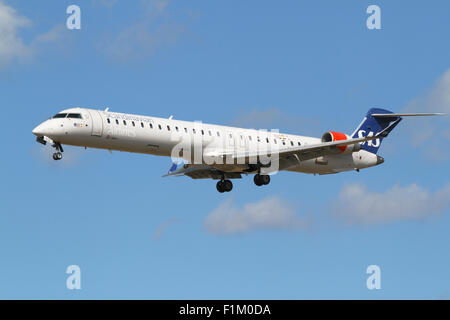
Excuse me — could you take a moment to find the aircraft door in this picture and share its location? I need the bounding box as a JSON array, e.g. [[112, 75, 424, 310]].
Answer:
[[88, 110, 103, 137], [227, 131, 235, 152]]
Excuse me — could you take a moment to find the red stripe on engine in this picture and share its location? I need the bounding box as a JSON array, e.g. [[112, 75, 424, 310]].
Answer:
[[330, 131, 347, 152]]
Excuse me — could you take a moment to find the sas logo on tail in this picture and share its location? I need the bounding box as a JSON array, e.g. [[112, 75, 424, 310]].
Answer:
[[357, 130, 380, 147]]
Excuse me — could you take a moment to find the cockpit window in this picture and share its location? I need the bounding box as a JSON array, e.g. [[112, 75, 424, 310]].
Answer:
[[52, 113, 67, 119], [67, 113, 82, 119]]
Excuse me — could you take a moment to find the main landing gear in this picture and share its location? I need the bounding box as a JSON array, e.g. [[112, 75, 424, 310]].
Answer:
[[216, 179, 233, 193], [52, 142, 64, 161], [254, 174, 270, 186]]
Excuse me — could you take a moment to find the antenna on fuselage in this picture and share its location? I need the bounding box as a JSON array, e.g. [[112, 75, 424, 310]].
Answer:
[[169, 115, 173, 120], [104, 107, 109, 112]]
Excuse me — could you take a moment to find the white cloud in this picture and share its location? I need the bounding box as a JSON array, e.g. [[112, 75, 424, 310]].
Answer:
[[204, 196, 308, 235], [0, 2, 70, 68], [0, 0, 32, 67], [422, 69, 450, 113], [141, 0, 170, 15], [405, 68, 450, 114], [402, 69, 450, 161], [100, 0, 185, 61], [33, 24, 66, 45], [333, 183, 450, 225], [152, 217, 180, 240], [102, 22, 184, 61]]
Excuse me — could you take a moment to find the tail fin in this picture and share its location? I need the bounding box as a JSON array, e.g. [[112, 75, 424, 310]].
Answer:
[[351, 108, 402, 154]]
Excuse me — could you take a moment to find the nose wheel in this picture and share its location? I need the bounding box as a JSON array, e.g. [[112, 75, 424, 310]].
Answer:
[[53, 152, 63, 161], [216, 179, 233, 193], [254, 174, 270, 186], [52, 142, 64, 161]]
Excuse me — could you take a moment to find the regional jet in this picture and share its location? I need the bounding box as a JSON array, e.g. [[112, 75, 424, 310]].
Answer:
[[32, 108, 443, 192]]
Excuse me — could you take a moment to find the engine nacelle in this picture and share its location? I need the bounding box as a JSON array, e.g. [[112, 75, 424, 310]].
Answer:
[[321, 131, 361, 154]]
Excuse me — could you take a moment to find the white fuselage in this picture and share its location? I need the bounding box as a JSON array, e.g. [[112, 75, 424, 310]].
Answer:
[[32, 107, 380, 174]]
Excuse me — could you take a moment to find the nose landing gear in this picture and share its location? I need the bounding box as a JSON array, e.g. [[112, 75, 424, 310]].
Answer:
[[52, 152, 63, 160], [52, 142, 64, 161]]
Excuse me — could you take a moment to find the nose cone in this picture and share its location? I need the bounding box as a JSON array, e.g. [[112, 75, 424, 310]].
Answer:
[[376, 155, 384, 165], [32, 124, 44, 136], [32, 121, 52, 137]]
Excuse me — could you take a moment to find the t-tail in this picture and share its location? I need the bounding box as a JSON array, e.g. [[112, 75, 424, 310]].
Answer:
[[351, 108, 445, 154]]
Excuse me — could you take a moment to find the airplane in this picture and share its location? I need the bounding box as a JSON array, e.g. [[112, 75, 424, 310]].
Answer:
[[32, 107, 444, 193]]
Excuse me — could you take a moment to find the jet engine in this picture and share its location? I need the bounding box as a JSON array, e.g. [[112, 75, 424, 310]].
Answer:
[[321, 131, 361, 154]]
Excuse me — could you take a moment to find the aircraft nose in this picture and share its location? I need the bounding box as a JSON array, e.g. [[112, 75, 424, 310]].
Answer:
[[32, 124, 43, 136], [32, 122, 52, 136], [376, 155, 384, 165]]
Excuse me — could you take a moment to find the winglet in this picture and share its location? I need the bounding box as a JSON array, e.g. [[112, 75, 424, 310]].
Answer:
[[162, 160, 186, 177]]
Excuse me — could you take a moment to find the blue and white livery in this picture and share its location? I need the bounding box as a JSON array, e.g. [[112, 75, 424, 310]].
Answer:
[[32, 107, 444, 192]]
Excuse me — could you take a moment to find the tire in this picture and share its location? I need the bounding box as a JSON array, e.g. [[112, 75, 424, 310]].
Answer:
[[216, 181, 225, 193], [261, 175, 270, 185], [223, 180, 233, 192], [254, 174, 263, 186]]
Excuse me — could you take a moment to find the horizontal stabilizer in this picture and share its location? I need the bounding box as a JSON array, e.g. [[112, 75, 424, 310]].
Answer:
[[371, 113, 445, 117]]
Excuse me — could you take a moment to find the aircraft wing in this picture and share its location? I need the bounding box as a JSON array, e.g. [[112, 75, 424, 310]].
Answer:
[[213, 126, 393, 167], [163, 163, 242, 179], [163, 123, 395, 178]]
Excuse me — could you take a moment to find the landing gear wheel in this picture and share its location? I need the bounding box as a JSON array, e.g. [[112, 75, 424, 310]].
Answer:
[[216, 181, 225, 193], [261, 174, 270, 185], [223, 180, 233, 192], [216, 180, 233, 193], [51, 142, 64, 161], [53, 152, 63, 161], [254, 174, 270, 186], [254, 174, 263, 186]]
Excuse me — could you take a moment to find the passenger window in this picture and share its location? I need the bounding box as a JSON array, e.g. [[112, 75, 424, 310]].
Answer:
[[167, 125, 170, 131], [249, 136, 252, 141], [184, 128, 187, 133], [132, 121, 135, 127], [201, 130, 204, 135], [141, 122, 144, 128], [274, 139, 277, 144], [123, 120, 127, 126], [158, 124, 162, 130], [208, 130, 212, 136], [150, 123, 153, 129], [116, 119, 119, 125], [266, 138, 269, 143], [107, 118, 110, 124], [176, 126, 179, 132], [193, 128, 196, 134], [298, 141, 301, 146], [290, 141, 294, 146], [282, 141, 286, 145], [217, 132, 220, 137]]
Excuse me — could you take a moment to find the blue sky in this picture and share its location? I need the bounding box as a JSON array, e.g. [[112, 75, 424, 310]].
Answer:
[[0, 0, 449, 299]]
